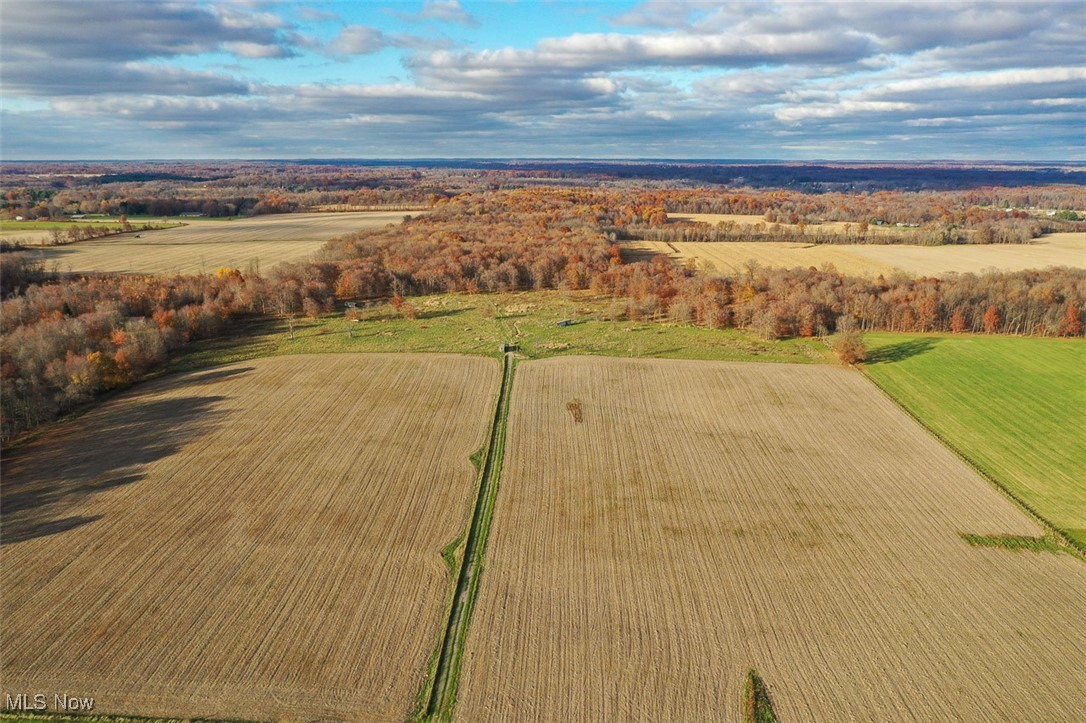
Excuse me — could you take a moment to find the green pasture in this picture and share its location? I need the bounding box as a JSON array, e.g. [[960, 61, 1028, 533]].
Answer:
[[173, 290, 833, 373], [864, 332, 1086, 547]]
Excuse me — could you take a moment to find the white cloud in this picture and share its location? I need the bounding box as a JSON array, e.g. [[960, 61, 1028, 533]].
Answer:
[[223, 41, 293, 59], [1032, 98, 1086, 107], [417, 0, 479, 28], [329, 26, 389, 55], [776, 101, 918, 123], [327, 25, 454, 56], [423, 29, 874, 75], [2, 0, 1083, 159], [873, 67, 1086, 96]]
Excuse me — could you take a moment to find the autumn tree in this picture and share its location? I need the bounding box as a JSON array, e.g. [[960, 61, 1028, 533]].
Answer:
[[834, 330, 868, 364], [1062, 301, 1082, 336], [949, 307, 967, 333], [983, 304, 1001, 333]]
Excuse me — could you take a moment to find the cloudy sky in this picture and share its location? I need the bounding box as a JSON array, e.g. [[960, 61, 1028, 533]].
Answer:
[[2, 0, 1084, 160]]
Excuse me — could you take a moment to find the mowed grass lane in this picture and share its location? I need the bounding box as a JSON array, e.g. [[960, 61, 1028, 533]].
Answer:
[[864, 333, 1086, 547], [1, 354, 498, 721]]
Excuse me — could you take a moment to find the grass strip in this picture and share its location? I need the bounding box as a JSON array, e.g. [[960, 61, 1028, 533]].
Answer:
[[960, 533, 1062, 553], [423, 353, 516, 721], [743, 669, 778, 723], [440, 531, 467, 577]]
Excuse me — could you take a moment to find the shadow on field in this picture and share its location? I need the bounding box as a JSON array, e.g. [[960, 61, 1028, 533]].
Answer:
[[866, 336, 941, 364], [419, 307, 468, 320], [180, 365, 255, 386], [1, 389, 231, 546]]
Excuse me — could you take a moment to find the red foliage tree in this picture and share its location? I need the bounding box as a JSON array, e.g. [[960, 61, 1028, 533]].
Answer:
[[949, 307, 967, 333], [1062, 301, 1082, 336]]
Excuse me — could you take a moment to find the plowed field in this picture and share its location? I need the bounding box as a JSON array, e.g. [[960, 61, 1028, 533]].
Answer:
[[34, 211, 407, 274], [458, 356, 1086, 720], [1, 354, 498, 721]]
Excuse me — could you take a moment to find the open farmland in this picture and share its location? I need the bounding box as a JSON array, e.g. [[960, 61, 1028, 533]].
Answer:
[[628, 231, 1086, 277], [1, 353, 499, 721], [672, 212, 921, 239], [457, 356, 1086, 720], [846, 231, 1086, 275], [864, 333, 1086, 547], [626, 239, 899, 276], [29, 211, 409, 275], [0, 221, 140, 245]]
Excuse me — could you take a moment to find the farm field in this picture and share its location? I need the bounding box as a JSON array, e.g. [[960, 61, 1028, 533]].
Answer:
[[672, 212, 919, 239], [0, 221, 135, 245], [626, 239, 898, 276], [27, 211, 408, 274], [0, 353, 499, 721], [627, 230, 1086, 277], [457, 356, 1086, 720], [864, 333, 1086, 547], [846, 231, 1086, 275]]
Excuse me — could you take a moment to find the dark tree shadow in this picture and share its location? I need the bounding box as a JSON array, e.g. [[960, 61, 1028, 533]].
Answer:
[[419, 307, 468, 320], [177, 365, 254, 386], [1, 515, 104, 544], [866, 336, 941, 364], [619, 246, 659, 263], [1, 387, 232, 545], [362, 310, 403, 322]]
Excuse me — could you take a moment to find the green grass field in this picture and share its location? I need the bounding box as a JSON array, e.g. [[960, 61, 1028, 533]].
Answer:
[[0, 221, 130, 232], [0, 220, 183, 237], [172, 290, 833, 374], [863, 332, 1086, 548]]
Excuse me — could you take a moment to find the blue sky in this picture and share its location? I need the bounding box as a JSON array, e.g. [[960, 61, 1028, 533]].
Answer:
[[2, 1, 1084, 160]]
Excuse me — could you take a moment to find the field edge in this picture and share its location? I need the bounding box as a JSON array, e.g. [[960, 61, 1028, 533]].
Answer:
[[859, 366, 1086, 560]]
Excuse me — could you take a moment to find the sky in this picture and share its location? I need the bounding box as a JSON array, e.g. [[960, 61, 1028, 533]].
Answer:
[[2, 0, 1084, 160]]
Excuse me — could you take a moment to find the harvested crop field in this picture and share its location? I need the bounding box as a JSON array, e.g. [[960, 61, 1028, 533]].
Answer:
[[458, 356, 1086, 721], [32, 211, 408, 274], [625, 239, 898, 276], [1, 353, 498, 721], [846, 231, 1086, 275], [671, 213, 922, 240], [628, 231, 1086, 277]]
